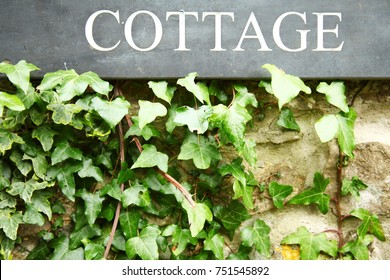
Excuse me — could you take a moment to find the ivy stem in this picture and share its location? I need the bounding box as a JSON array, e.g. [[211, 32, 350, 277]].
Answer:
[[335, 151, 345, 249], [119, 86, 196, 207], [104, 112, 126, 259]]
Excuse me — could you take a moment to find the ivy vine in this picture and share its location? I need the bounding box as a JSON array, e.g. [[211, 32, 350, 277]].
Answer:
[[0, 60, 385, 260]]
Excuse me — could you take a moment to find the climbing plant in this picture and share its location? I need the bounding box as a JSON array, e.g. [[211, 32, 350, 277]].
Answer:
[[0, 60, 385, 260]]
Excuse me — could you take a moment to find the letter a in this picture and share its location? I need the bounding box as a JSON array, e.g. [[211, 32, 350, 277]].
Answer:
[[234, 12, 271, 51]]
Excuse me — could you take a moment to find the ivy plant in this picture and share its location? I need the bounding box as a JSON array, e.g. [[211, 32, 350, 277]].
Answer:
[[0, 60, 385, 260]]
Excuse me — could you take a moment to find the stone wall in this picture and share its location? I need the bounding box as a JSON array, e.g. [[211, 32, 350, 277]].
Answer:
[[235, 81, 390, 259]]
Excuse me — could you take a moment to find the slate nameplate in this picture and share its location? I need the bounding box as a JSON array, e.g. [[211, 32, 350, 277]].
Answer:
[[1, 0, 389, 79]]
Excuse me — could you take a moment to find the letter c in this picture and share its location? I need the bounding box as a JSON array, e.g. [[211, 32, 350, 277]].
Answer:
[[85, 10, 121, 51]]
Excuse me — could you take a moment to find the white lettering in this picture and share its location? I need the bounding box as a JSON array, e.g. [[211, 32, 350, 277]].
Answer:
[[233, 12, 272, 51], [85, 10, 121, 51], [166, 11, 199, 51], [124, 11, 163, 51], [313, 13, 344, 51], [202, 12, 234, 51], [273, 12, 310, 52]]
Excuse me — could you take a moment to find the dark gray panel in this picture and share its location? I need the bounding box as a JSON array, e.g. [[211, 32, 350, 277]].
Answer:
[[1, 0, 389, 79]]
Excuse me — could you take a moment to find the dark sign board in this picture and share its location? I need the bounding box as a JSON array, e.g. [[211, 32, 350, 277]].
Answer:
[[1, 0, 389, 79]]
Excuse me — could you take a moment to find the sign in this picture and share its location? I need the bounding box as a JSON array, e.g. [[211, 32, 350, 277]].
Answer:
[[1, 0, 389, 79]]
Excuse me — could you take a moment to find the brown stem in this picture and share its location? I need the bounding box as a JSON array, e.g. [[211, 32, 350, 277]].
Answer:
[[335, 151, 345, 249], [104, 116, 126, 259]]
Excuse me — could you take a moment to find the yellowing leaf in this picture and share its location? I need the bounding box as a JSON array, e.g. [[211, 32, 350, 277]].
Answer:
[[281, 226, 338, 260]]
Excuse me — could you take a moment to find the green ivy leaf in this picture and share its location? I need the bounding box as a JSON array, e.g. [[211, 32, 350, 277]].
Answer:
[[7, 179, 50, 203], [23, 204, 45, 226], [239, 138, 257, 167], [182, 201, 213, 237], [148, 81, 176, 104], [241, 220, 271, 257], [47, 103, 83, 125], [178, 134, 221, 169], [124, 117, 161, 141], [204, 233, 225, 260], [277, 108, 300, 131], [0, 209, 23, 240], [288, 172, 330, 214], [233, 84, 259, 108], [78, 157, 103, 182], [117, 162, 136, 185], [336, 109, 357, 158], [126, 226, 160, 260], [0, 91, 25, 112], [79, 190, 105, 225], [227, 245, 252, 260], [210, 103, 251, 147], [262, 64, 311, 109], [0, 60, 39, 94], [232, 180, 254, 210], [219, 158, 247, 186], [32, 125, 58, 152], [23, 150, 48, 180], [350, 208, 385, 241], [51, 139, 83, 165], [341, 177, 369, 200], [0, 129, 24, 155], [214, 201, 250, 232], [0, 191, 17, 209], [281, 226, 338, 259], [47, 162, 82, 202], [162, 225, 197, 256], [340, 235, 374, 260], [317, 82, 349, 113], [38, 70, 111, 98], [29, 191, 52, 220], [315, 109, 356, 158], [100, 179, 122, 201], [10, 151, 32, 176], [90, 96, 131, 129], [268, 182, 293, 209], [119, 212, 140, 239], [80, 72, 112, 96], [69, 224, 101, 250], [51, 236, 85, 260], [315, 114, 340, 142], [84, 242, 105, 260], [177, 72, 210, 104], [174, 105, 213, 134], [121, 183, 151, 208], [131, 144, 169, 173], [138, 100, 167, 130]]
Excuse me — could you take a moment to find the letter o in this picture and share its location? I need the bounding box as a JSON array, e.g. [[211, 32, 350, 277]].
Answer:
[[124, 11, 163, 51]]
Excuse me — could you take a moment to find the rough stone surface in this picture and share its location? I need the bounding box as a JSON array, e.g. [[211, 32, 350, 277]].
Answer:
[[234, 81, 390, 259]]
